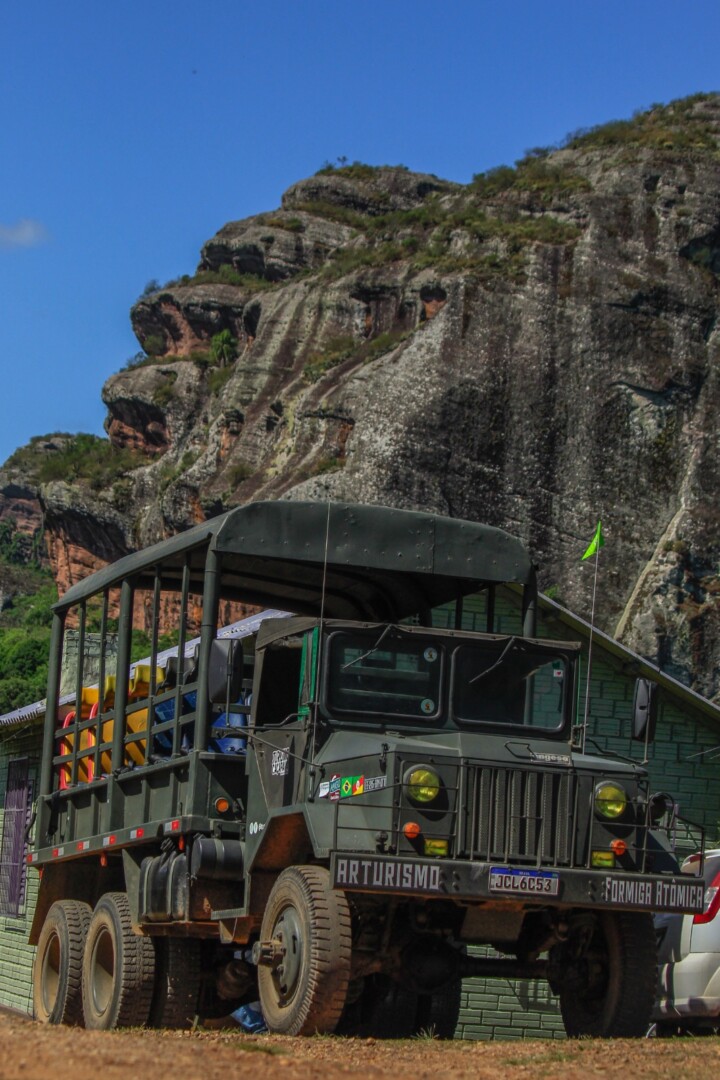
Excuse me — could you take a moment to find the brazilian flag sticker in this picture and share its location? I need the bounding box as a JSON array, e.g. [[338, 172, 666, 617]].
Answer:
[[340, 775, 364, 798]]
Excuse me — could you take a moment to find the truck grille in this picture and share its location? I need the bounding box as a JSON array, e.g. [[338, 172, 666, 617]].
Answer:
[[460, 765, 576, 867]]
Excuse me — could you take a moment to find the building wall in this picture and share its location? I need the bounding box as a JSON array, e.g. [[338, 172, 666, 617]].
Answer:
[[0, 724, 41, 1014]]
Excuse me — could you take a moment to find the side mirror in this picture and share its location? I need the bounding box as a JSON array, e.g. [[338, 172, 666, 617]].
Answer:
[[632, 678, 658, 743], [207, 639, 244, 704]]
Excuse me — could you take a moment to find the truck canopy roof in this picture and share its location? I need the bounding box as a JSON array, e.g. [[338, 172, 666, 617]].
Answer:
[[57, 501, 535, 621]]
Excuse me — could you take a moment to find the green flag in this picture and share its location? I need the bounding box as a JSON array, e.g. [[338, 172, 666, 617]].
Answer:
[[582, 520, 604, 560]]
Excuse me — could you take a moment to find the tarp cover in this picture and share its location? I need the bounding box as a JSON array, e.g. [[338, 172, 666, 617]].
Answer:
[[58, 501, 534, 621]]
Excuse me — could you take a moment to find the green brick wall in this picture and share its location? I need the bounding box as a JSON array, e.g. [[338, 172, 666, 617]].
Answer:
[[447, 590, 720, 1040], [0, 726, 41, 1015]]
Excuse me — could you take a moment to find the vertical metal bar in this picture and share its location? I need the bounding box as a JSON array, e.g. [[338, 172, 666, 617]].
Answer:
[[522, 566, 538, 637], [173, 560, 191, 756], [93, 592, 108, 782], [494, 770, 507, 859], [40, 611, 66, 798], [486, 586, 495, 634], [145, 570, 162, 764], [71, 602, 87, 787], [456, 760, 467, 856], [195, 547, 221, 753], [111, 579, 134, 775], [454, 598, 464, 631]]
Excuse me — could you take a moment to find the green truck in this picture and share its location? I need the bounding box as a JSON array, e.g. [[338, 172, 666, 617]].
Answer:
[[28, 501, 704, 1038]]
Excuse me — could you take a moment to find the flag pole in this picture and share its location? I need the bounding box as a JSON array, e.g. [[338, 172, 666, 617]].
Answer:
[[581, 543, 600, 754]]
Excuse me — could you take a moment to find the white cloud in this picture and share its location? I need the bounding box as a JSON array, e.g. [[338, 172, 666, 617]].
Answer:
[[0, 218, 50, 249]]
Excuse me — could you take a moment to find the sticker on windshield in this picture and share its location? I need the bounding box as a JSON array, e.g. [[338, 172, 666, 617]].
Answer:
[[420, 698, 435, 714], [423, 647, 438, 663]]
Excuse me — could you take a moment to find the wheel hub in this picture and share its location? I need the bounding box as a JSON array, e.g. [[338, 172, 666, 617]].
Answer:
[[271, 906, 303, 1002]]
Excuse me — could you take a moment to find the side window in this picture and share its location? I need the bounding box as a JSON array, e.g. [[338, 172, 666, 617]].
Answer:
[[0, 757, 33, 917]]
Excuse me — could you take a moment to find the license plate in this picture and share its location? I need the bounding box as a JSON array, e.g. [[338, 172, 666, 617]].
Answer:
[[489, 866, 560, 896]]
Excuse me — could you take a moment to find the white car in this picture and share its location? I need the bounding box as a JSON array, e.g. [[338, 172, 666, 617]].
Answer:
[[653, 849, 720, 1034]]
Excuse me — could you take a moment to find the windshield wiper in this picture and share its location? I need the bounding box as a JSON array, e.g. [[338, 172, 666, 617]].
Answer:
[[342, 624, 393, 670], [468, 636, 521, 685]]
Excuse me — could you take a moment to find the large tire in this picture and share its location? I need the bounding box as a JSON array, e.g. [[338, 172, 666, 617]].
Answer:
[[257, 865, 351, 1035], [149, 938, 203, 1029], [82, 892, 156, 1030], [33, 900, 92, 1025], [557, 911, 657, 1038], [416, 977, 462, 1040]]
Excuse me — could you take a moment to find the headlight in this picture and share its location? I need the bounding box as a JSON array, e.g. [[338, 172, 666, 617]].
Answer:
[[594, 781, 628, 820], [405, 766, 441, 804]]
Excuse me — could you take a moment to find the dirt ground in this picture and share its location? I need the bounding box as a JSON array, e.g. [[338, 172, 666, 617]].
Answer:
[[2, 1009, 719, 1080]]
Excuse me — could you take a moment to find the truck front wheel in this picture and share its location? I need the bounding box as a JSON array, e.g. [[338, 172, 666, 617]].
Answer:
[[33, 900, 92, 1025], [257, 865, 351, 1035], [553, 911, 657, 1038], [82, 892, 156, 1030]]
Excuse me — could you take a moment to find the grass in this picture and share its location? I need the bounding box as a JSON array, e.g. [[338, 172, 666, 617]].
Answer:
[[207, 365, 234, 395], [303, 327, 413, 383], [562, 93, 719, 155], [161, 265, 276, 291]]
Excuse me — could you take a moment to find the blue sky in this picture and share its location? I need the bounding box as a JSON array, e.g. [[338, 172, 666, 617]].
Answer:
[[1, 0, 718, 467]]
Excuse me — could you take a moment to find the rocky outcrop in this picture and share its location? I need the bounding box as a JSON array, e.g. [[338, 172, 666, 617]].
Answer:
[[5, 96, 720, 697]]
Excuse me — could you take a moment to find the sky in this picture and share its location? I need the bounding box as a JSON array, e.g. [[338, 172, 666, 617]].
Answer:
[[1, 0, 718, 467]]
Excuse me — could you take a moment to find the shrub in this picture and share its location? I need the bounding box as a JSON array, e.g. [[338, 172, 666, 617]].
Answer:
[[0, 576, 58, 711], [303, 335, 356, 382], [258, 215, 305, 233], [313, 456, 345, 474], [143, 333, 166, 356], [207, 366, 234, 396], [18, 434, 145, 491], [152, 372, 178, 408], [226, 461, 255, 487]]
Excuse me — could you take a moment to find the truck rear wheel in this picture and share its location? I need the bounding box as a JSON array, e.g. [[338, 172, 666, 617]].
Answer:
[[33, 899, 92, 1025], [150, 938, 203, 1029], [556, 911, 657, 1038], [257, 865, 351, 1035], [82, 892, 156, 1030]]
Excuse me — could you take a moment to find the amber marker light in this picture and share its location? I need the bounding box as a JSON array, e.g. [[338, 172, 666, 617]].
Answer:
[[404, 821, 422, 840], [591, 850, 615, 868], [214, 797, 231, 814]]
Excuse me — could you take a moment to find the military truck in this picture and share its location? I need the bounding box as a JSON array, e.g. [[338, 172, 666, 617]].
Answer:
[[28, 501, 704, 1038]]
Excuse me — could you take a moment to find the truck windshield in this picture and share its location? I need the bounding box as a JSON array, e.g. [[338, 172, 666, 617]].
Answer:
[[452, 641, 567, 731], [326, 632, 443, 720]]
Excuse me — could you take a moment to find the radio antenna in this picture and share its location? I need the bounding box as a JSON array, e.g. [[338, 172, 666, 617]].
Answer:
[[309, 502, 332, 779]]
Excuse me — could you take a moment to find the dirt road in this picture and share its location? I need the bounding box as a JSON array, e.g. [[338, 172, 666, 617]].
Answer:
[[1, 1009, 718, 1080]]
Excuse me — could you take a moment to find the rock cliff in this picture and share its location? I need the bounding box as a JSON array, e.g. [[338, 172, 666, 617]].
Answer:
[[3, 95, 720, 699]]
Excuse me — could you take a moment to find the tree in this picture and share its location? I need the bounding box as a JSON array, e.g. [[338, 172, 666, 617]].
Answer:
[[210, 330, 239, 368]]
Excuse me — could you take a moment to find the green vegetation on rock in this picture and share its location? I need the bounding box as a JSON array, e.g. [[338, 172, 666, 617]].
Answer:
[[8, 434, 144, 491], [0, 523, 57, 714]]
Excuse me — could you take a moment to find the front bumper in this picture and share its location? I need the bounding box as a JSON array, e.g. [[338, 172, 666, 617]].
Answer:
[[330, 852, 705, 914]]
